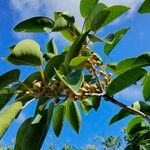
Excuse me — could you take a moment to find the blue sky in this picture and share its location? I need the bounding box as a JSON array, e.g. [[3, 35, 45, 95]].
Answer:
[[0, 0, 150, 149]]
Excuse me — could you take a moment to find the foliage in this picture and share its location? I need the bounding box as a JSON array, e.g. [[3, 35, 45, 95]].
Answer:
[[0, 0, 150, 149]]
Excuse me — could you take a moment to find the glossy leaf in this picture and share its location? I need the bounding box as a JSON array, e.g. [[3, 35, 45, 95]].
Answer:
[[62, 11, 75, 23], [55, 70, 84, 94], [106, 63, 118, 72], [22, 105, 54, 150], [52, 17, 68, 32], [52, 104, 66, 137], [6, 40, 43, 66], [104, 28, 129, 55], [103, 6, 130, 27], [91, 10, 110, 31], [66, 100, 81, 133], [64, 31, 89, 73], [0, 69, 20, 90], [44, 54, 65, 81], [91, 96, 101, 111], [46, 38, 58, 55], [138, 0, 150, 13], [84, 3, 107, 31], [80, 0, 98, 18], [14, 118, 32, 150], [0, 101, 23, 139], [106, 68, 147, 95], [14, 17, 54, 32], [69, 56, 89, 69], [142, 74, 150, 101]]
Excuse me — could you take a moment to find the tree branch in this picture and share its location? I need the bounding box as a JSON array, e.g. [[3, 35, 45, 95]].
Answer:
[[104, 94, 150, 123]]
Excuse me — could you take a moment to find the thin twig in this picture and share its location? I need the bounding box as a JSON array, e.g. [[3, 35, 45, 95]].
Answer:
[[104, 94, 150, 123]]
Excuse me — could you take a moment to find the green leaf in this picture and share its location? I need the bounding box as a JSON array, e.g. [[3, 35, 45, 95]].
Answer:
[[110, 101, 150, 124], [61, 23, 81, 42], [109, 109, 129, 125], [46, 38, 58, 55], [142, 74, 150, 101], [22, 105, 54, 150], [106, 68, 147, 95], [126, 117, 144, 136], [106, 63, 118, 72], [104, 28, 129, 55], [84, 3, 107, 31], [6, 40, 43, 66], [61, 11, 75, 23], [55, 70, 84, 94], [0, 69, 20, 90], [138, 0, 150, 13], [14, 17, 54, 32], [52, 17, 68, 32], [0, 101, 23, 139], [52, 104, 66, 137], [115, 58, 136, 74], [64, 31, 89, 73], [44, 54, 65, 81], [43, 53, 56, 61], [23, 72, 42, 88], [80, 0, 98, 18], [9, 45, 16, 51], [91, 96, 101, 111], [0, 88, 14, 111], [80, 99, 93, 115], [66, 100, 81, 133], [69, 56, 89, 70], [103, 5, 130, 27], [91, 10, 110, 31], [131, 53, 150, 68], [14, 118, 32, 150], [88, 34, 115, 44]]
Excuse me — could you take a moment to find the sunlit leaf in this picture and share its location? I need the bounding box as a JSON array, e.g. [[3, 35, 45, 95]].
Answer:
[[6, 40, 43, 66], [14, 17, 54, 32], [106, 68, 147, 95]]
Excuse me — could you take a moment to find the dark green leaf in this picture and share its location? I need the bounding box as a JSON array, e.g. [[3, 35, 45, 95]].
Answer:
[[52, 104, 66, 137], [91, 10, 110, 31], [55, 70, 84, 94], [80, 99, 93, 115], [43, 53, 56, 61], [106, 68, 147, 95], [0, 101, 23, 139], [0, 69, 20, 90], [14, 118, 32, 150], [69, 56, 89, 70], [0, 88, 14, 111], [106, 63, 118, 72], [64, 31, 89, 73], [142, 74, 150, 101], [66, 100, 81, 133], [131, 53, 150, 68], [138, 0, 150, 13], [6, 40, 43, 66], [46, 38, 58, 55], [62, 11, 75, 23], [22, 106, 54, 150], [104, 28, 129, 55], [44, 54, 65, 81], [84, 3, 107, 31], [80, 0, 98, 18], [14, 17, 54, 32], [91, 96, 101, 111]]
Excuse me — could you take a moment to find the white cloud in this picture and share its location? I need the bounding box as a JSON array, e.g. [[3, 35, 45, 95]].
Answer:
[[9, 0, 144, 39]]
